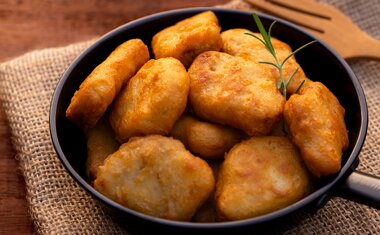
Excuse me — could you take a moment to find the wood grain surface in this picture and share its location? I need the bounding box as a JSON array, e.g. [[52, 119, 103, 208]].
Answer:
[[0, 0, 228, 234]]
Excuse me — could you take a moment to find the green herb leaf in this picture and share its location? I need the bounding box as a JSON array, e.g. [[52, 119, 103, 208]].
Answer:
[[258, 60, 279, 68], [268, 21, 277, 39], [252, 13, 276, 56], [244, 32, 266, 46], [281, 40, 317, 67], [294, 80, 306, 94], [277, 80, 285, 90], [247, 13, 316, 100], [285, 67, 300, 89]]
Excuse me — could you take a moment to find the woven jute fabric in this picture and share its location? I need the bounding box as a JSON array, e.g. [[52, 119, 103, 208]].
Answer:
[[0, 0, 379, 234]]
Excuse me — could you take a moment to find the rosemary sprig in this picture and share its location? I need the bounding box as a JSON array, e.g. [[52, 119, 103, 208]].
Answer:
[[246, 13, 317, 100]]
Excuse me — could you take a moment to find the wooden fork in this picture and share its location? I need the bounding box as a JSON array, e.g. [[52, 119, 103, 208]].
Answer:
[[244, 0, 380, 61]]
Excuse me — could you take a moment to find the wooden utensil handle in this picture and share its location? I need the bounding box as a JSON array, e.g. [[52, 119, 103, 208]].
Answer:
[[343, 31, 380, 61]]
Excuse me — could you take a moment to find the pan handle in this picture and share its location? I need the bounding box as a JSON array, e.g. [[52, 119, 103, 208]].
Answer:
[[337, 170, 380, 208]]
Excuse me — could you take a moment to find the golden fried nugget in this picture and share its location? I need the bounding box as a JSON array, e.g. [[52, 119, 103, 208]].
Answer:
[[94, 135, 215, 221], [110, 58, 189, 142], [221, 29, 311, 94], [85, 117, 120, 181], [188, 51, 285, 136], [66, 39, 149, 129], [170, 115, 244, 160], [284, 82, 348, 177], [152, 11, 223, 68], [215, 136, 312, 221]]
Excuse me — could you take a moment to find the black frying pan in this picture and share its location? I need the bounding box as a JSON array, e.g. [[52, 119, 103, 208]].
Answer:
[[49, 7, 380, 233]]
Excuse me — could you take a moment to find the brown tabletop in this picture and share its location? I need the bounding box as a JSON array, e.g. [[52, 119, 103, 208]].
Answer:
[[0, 1, 229, 233]]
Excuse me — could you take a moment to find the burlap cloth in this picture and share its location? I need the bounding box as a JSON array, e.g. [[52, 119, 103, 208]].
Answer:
[[0, 0, 379, 234]]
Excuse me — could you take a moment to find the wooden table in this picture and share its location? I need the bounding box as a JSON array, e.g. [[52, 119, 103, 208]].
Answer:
[[0, 1, 229, 233]]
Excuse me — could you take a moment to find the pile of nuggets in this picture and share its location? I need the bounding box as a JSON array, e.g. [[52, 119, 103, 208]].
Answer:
[[66, 11, 348, 222]]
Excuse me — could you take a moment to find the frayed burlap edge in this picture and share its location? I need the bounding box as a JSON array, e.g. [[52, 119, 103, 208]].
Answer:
[[0, 0, 379, 234]]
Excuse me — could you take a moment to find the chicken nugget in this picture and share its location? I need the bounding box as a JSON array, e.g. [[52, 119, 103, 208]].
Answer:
[[110, 57, 189, 142], [221, 29, 310, 94], [94, 135, 215, 221], [170, 115, 244, 160], [152, 11, 222, 68], [215, 136, 312, 221], [284, 82, 348, 177], [66, 39, 149, 129], [85, 117, 120, 181], [188, 51, 285, 136]]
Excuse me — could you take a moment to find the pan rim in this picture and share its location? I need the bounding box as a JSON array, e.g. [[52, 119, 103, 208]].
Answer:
[[49, 7, 368, 229]]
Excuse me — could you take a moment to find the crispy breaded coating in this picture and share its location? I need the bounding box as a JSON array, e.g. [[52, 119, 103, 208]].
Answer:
[[94, 135, 215, 221], [110, 58, 189, 142], [284, 82, 348, 177], [66, 39, 149, 129], [152, 11, 223, 68], [188, 51, 285, 136], [215, 136, 312, 221], [170, 115, 244, 160], [221, 29, 311, 94], [85, 117, 120, 181]]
